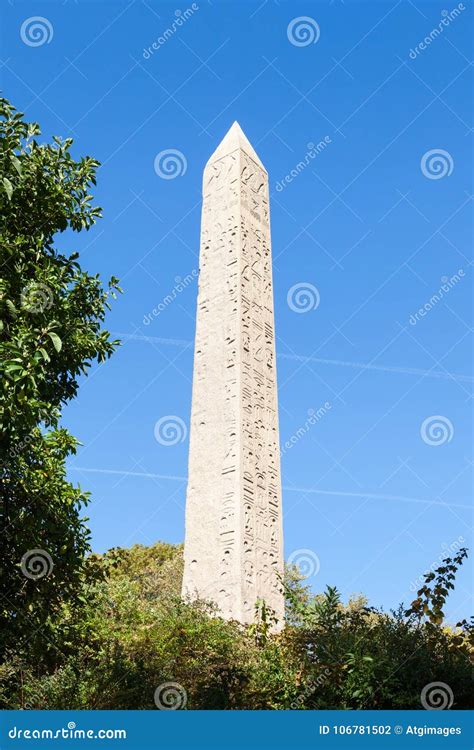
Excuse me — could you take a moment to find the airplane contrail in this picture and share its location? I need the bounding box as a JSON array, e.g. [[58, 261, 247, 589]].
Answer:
[[113, 332, 473, 384], [69, 467, 470, 510]]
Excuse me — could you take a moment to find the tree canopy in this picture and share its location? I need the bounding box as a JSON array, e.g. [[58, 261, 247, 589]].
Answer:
[[0, 540, 471, 710], [0, 96, 120, 659]]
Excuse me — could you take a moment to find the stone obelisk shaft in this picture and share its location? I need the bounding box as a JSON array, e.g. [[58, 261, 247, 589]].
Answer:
[[182, 122, 284, 625]]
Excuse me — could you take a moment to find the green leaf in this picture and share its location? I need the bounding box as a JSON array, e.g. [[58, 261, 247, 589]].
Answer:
[[10, 154, 22, 175], [4, 363, 24, 372], [48, 332, 62, 352], [3, 177, 13, 200], [6, 299, 17, 317]]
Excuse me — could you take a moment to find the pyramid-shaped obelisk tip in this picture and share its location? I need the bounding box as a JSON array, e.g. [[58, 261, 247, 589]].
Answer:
[[206, 121, 266, 171]]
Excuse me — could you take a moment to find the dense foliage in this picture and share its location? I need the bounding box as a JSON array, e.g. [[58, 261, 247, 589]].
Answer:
[[0, 97, 120, 659], [1, 541, 471, 710]]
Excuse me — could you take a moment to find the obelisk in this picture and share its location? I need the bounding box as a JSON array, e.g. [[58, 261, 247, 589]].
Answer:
[[182, 122, 284, 626]]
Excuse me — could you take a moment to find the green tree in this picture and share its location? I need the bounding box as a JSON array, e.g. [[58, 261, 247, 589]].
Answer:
[[405, 546, 469, 626], [2, 542, 470, 711], [0, 97, 120, 659]]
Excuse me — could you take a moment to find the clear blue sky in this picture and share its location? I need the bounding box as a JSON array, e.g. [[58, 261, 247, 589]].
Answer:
[[2, 0, 472, 620]]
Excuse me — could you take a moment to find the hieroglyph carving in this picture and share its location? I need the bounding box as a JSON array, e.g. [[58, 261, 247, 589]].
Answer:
[[182, 123, 284, 626]]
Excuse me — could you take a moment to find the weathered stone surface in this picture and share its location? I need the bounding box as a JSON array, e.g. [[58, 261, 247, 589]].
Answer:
[[182, 122, 284, 626]]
